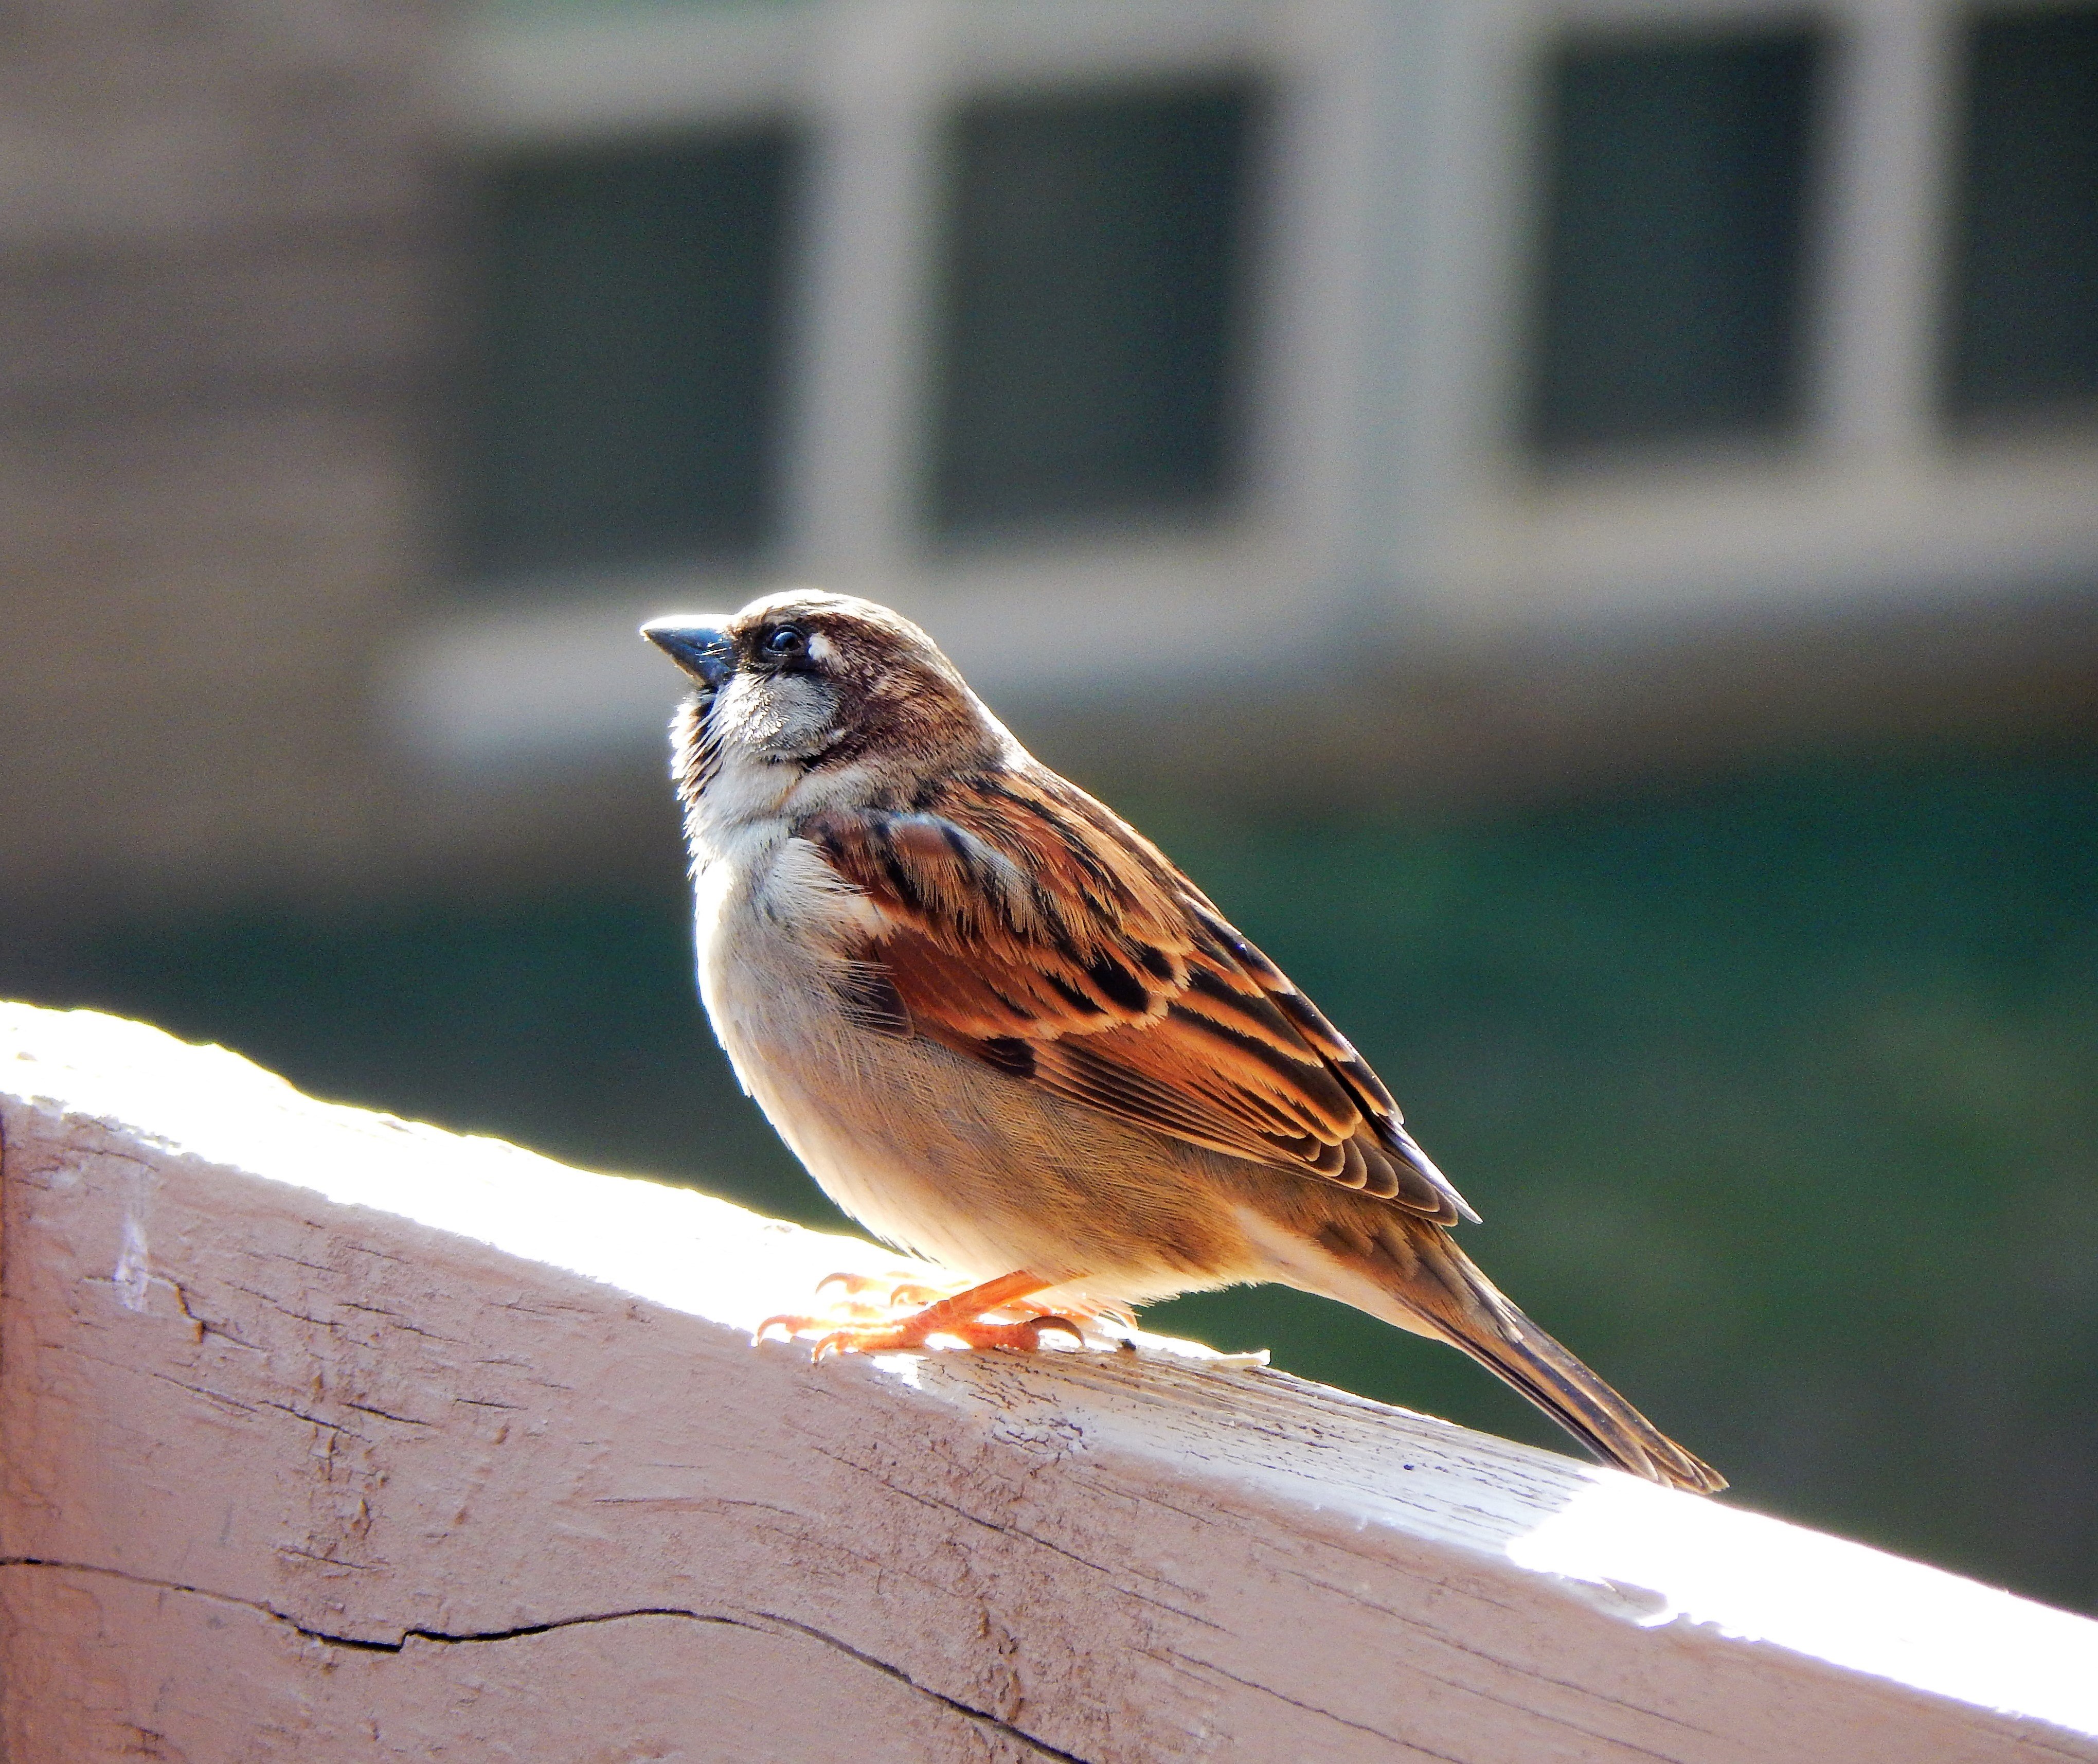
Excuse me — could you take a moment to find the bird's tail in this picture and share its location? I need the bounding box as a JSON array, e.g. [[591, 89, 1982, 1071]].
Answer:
[[1320, 1212, 1726, 1493]]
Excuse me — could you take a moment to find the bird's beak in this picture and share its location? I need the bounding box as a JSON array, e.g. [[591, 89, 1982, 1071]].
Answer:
[[642, 616, 736, 691]]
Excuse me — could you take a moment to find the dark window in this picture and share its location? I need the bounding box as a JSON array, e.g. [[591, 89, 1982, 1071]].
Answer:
[[929, 83, 1259, 541], [1945, 7, 2098, 429], [1528, 31, 1821, 454], [462, 130, 797, 580]]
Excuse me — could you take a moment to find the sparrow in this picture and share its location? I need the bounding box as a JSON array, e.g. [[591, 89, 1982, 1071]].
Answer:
[[643, 591, 1724, 1493]]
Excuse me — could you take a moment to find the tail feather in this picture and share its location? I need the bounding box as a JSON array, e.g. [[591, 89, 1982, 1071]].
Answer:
[[1307, 1209, 1726, 1493], [1439, 1286, 1726, 1493]]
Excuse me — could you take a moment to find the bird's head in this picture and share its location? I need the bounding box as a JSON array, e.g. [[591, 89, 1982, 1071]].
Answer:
[[642, 591, 1008, 797]]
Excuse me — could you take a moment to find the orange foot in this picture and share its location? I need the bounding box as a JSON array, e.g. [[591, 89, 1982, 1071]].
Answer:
[[826, 1273, 1130, 1329], [758, 1269, 1099, 1360]]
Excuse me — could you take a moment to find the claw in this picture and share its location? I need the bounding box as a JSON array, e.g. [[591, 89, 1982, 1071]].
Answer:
[[1010, 1314, 1087, 1349]]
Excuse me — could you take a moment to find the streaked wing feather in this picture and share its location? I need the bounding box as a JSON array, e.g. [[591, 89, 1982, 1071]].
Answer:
[[798, 775, 1477, 1225]]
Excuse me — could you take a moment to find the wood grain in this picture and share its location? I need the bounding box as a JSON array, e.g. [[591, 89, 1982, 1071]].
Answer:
[[3, 1003, 2093, 1762]]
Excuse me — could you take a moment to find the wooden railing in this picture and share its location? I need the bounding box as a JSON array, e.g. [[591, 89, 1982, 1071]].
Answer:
[[4, 1002, 2094, 1762]]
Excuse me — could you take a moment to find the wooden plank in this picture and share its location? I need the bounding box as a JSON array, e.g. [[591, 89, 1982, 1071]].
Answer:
[[3, 1001, 2094, 1763]]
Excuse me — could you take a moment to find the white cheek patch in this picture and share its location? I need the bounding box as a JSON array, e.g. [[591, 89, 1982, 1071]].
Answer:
[[713, 671, 838, 758], [806, 631, 839, 666], [764, 674, 837, 750], [710, 672, 761, 735]]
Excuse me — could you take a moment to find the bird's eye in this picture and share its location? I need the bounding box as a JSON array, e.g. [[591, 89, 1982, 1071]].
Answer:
[[763, 625, 808, 658]]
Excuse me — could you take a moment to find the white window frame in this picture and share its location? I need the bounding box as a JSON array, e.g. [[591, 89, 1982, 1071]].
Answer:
[[444, 0, 1364, 699], [404, 0, 2097, 765], [1403, 0, 2098, 631]]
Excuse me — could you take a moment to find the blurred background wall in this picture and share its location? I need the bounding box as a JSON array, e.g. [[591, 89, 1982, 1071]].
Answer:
[[3, 0, 2094, 1612]]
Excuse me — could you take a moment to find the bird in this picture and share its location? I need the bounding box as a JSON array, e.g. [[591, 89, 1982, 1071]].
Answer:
[[642, 590, 1725, 1494]]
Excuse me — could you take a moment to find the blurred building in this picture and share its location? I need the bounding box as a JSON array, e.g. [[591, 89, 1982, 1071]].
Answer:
[[4, 0, 2095, 902], [6, 0, 2096, 1613]]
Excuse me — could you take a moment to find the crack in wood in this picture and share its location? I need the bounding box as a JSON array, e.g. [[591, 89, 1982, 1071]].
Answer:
[[755, 1611, 1093, 1763], [11, 1013, 2095, 1762], [0, 1557, 1096, 1763], [256, 1397, 368, 1439], [340, 1399, 435, 1428]]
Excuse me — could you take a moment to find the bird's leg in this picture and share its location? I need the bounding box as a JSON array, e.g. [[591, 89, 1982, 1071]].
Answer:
[[759, 1268, 1128, 1352], [814, 1269, 1085, 1359], [880, 1279, 1135, 1332], [761, 1269, 1087, 1360]]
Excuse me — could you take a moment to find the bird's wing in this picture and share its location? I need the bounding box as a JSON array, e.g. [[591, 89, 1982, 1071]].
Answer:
[[797, 771, 1477, 1225]]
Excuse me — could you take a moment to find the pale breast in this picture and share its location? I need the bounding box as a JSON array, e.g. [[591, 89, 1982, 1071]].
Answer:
[[691, 825, 974, 1248], [690, 821, 1262, 1303], [691, 826, 876, 1030]]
